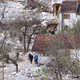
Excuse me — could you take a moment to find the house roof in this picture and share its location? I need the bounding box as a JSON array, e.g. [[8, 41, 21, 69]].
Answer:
[[32, 34, 47, 51], [32, 34, 80, 51], [61, 1, 78, 12]]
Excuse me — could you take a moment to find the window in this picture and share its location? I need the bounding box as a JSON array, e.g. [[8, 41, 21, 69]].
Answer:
[[65, 49, 70, 56], [64, 14, 70, 19]]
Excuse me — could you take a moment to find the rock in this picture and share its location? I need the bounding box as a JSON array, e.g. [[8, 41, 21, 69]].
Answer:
[[37, 64, 41, 67], [26, 74, 30, 77], [38, 57, 50, 65], [26, 77, 28, 79], [33, 72, 38, 77], [31, 77, 35, 79], [41, 75, 47, 77], [30, 74, 33, 77], [11, 72, 16, 75]]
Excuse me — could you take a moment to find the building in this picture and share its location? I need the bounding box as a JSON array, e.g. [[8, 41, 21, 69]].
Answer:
[[58, 1, 80, 31], [53, 0, 70, 16], [45, 20, 58, 34], [32, 34, 80, 60]]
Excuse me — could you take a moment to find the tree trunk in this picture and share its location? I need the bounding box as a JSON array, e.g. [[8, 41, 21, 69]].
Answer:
[[26, 36, 31, 52], [2, 60, 4, 80], [9, 58, 18, 73], [23, 34, 26, 53], [57, 60, 62, 80], [16, 64, 18, 73], [55, 70, 58, 80], [59, 73, 62, 80]]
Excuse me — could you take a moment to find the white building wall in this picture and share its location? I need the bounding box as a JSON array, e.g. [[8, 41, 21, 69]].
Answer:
[[70, 49, 80, 61], [77, 15, 80, 20], [59, 13, 79, 30], [64, 13, 77, 28]]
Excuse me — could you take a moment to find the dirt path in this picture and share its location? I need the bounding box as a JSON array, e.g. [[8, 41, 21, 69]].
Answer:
[[0, 54, 41, 80]]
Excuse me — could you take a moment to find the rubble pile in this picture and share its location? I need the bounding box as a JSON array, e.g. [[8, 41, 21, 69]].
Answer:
[[0, 1, 55, 25]]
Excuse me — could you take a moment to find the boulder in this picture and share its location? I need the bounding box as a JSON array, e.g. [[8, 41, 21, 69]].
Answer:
[[38, 57, 50, 65]]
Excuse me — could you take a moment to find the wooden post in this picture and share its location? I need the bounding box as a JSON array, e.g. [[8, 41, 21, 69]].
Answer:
[[16, 64, 18, 73], [2, 60, 4, 80]]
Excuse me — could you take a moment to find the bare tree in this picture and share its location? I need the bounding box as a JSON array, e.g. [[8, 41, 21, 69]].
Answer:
[[44, 35, 66, 80], [43, 34, 80, 80], [0, 29, 19, 73], [66, 35, 80, 77], [7, 19, 42, 53], [69, 20, 80, 35]]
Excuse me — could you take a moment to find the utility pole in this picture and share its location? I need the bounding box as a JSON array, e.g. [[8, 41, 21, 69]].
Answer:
[[2, 60, 4, 80]]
